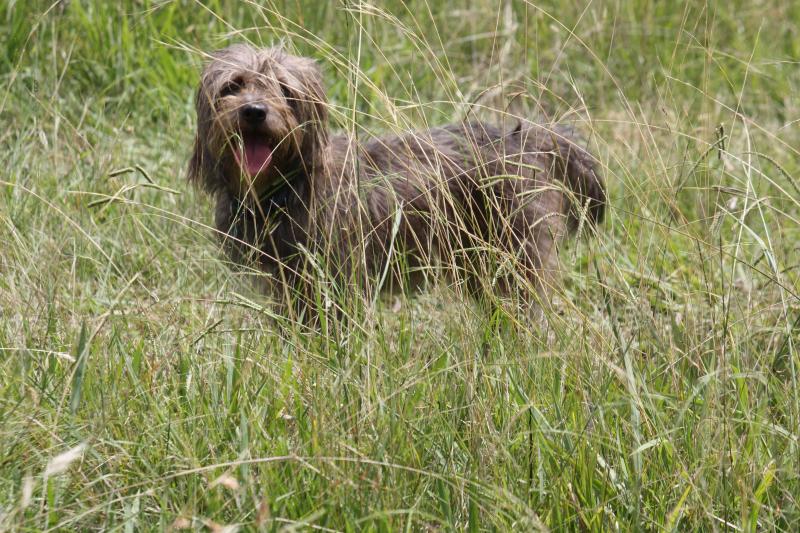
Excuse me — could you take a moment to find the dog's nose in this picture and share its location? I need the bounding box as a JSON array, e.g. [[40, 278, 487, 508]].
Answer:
[[241, 103, 267, 124]]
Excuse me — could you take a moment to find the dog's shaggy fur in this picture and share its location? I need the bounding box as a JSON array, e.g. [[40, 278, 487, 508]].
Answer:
[[188, 44, 605, 321]]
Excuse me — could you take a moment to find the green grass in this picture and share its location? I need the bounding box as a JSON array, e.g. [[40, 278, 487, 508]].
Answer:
[[2, 0, 799, 530]]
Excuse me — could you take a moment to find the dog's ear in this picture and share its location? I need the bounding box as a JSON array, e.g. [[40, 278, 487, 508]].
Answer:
[[281, 55, 330, 173], [187, 83, 224, 193], [187, 130, 208, 187], [187, 85, 209, 187]]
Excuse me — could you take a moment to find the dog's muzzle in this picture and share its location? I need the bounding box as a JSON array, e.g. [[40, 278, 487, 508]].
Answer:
[[241, 103, 267, 125]]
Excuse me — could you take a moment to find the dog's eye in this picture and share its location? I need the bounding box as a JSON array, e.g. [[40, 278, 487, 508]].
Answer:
[[280, 83, 293, 101], [220, 78, 243, 97]]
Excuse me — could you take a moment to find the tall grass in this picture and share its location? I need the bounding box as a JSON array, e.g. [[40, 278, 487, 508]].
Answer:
[[1, 0, 799, 530]]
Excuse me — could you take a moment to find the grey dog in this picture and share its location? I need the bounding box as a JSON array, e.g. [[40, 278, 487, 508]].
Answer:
[[188, 44, 605, 322]]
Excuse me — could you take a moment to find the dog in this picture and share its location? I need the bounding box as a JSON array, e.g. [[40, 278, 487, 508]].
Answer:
[[188, 44, 605, 323]]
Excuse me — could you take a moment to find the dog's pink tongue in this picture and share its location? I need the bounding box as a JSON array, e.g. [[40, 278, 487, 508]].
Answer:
[[235, 138, 273, 178]]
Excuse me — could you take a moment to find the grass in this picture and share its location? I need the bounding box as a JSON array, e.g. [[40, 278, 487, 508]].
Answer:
[[1, 0, 799, 530]]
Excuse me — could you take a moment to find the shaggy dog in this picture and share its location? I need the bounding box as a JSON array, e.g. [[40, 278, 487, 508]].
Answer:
[[188, 44, 605, 322]]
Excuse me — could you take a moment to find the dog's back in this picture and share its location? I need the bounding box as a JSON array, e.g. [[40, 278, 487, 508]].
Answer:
[[334, 120, 605, 300], [357, 120, 604, 228]]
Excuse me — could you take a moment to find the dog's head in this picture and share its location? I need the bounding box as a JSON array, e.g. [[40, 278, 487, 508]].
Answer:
[[188, 44, 329, 199]]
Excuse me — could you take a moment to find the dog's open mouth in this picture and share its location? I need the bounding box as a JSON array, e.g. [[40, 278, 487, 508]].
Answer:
[[233, 134, 273, 178]]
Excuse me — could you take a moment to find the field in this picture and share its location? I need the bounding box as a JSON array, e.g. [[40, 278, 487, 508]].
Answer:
[[2, 1, 799, 530]]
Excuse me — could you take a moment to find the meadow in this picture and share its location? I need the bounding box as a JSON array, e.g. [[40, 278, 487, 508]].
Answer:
[[1, 1, 799, 530]]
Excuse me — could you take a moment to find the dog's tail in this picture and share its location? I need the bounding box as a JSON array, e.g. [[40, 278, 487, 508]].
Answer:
[[518, 123, 606, 232]]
